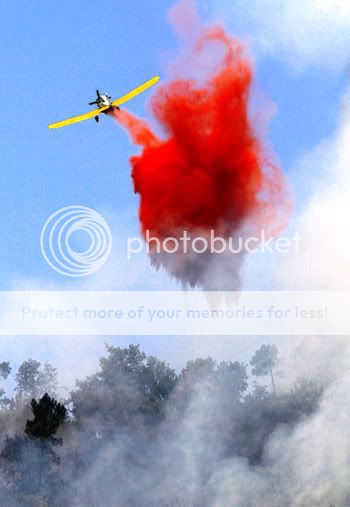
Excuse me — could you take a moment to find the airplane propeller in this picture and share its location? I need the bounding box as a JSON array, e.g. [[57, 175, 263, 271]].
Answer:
[[89, 90, 101, 105]]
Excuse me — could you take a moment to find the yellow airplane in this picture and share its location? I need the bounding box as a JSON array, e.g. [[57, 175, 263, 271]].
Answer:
[[48, 75, 160, 129]]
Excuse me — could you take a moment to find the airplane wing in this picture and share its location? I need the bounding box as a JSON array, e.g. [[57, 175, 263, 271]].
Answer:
[[111, 75, 160, 107], [48, 75, 160, 129], [48, 105, 110, 129]]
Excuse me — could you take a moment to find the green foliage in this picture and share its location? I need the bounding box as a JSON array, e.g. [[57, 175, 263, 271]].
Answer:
[[0, 394, 68, 506], [0, 362, 11, 381], [25, 394, 67, 442], [71, 344, 177, 433], [0, 344, 325, 506], [250, 344, 279, 393], [250, 344, 278, 377], [15, 360, 58, 400], [176, 357, 248, 406], [0, 362, 11, 407]]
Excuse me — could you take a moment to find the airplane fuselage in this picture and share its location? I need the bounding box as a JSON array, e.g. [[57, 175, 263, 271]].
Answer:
[[89, 90, 119, 122], [96, 94, 112, 108]]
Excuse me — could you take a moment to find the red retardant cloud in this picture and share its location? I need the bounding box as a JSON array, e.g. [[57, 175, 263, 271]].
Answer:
[[112, 17, 289, 290]]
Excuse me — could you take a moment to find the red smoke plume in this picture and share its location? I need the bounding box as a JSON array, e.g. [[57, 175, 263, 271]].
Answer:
[[112, 5, 289, 290]]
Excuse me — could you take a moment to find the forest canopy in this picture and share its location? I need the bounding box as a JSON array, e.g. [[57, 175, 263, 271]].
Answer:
[[0, 344, 324, 506]]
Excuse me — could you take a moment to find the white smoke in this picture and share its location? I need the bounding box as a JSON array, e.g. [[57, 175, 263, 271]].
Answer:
[[210, 0, 350, 72]]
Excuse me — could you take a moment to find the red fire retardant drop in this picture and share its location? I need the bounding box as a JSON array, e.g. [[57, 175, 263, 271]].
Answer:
[[112, 26, 289, 290]]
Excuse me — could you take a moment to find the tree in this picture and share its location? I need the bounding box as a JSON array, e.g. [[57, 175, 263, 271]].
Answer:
[[25, 393, 67, 443], [250, 344, 278, 393], [216, 361, 248, 400], [0, 362, 11, 380], [15, 359, 41, 399], [0, 361, 11, 407], [71, 345, 177, 435], [289, 377, 322, 417], [181, 357, 216, 384], [240, 376, 323, 464], [15, 360, 58, 401], [0, 394, 68, 506]]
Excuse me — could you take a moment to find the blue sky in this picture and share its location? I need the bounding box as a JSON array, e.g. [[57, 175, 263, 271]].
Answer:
[[0, 0, 349, 383], [0, 0, 347, 289]]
